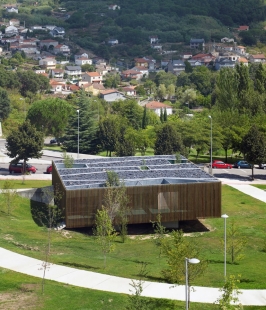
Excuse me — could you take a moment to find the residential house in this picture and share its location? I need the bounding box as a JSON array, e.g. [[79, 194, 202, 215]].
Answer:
[[40, 39, 59, 49], [221, 37, 234, 43], [249, 54, 266, 63], [22, 38, 38, 45], [93, 57, 107, 66], [191, 53, 215, 66], [39, 57, 57, 69], [234, 46, 246, 55], [134, 58, 149, 68], [78, 82, 105, 96], [180, 53, 192, 60], [149, 36, 158, 44], [215, 58, 236, 70], [50, 80, 63, 93], [151, 44, 162, 51], [108, 4, 120, 10], [9, 19, 20, 27], [34, 69, 46, 74], [167, 60, 186, 75], [132, 66, 149, 77], [19, 44, 38, 54], [6, 6, 18, 13], [222, 46, 234, 52], [100, 89, 126, 102], [237, 25, 249, 31], [54, 44, 70, 55], [50, 27, 65, 38], [51, 69, 64, 78], [5, 25, 18, 35], [65, 66, 82, 78], [75, 52, 89, 60], [237, 57, 249, 66], [81, 71, 102, 84], [187, 59, 202, 67], [190, 39, 205, 49], [107, 39, 118, 45], [96, 65, 109, 76], [30, 25, 47, 31], [121, 69, 143, 80], [145, 101, 173, 116], [75, 57, 92, 66], [161, 60, 169, 68], [121, 86, 136, 96]]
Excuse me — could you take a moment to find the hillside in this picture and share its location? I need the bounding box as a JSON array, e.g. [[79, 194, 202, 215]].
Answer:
[[2, 0, 266, 58]]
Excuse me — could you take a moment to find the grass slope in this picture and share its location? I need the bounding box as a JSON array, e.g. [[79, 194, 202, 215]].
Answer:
[[0, 186, 265, 289]]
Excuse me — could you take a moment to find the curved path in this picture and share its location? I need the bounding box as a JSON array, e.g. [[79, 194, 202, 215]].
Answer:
[[0, 247, 266, 306]]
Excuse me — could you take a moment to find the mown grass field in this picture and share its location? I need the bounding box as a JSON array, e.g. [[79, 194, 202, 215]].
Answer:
[[0, 185, 266, 292]]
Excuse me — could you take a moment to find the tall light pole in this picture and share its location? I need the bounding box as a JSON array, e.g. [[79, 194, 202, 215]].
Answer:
[[221, 214, 229, 280], [185, 257, 200, 310], [77, 109, 79, 159], [208, 115, 212, 175]]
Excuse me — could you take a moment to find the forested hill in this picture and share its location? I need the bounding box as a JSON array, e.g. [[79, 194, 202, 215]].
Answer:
[[118, 0, 266, 26]]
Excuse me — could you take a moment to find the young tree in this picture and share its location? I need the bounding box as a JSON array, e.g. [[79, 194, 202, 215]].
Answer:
[[151, 213, 168, 265], [126, 263, 150, 310], [225, 220, 248, 264], [1, 180, 18, 215], [216, 275, 243, 310], [104, 173, 130, 242], [161, 230, 207, 306], [94, 206, 116, 268], [31, 185, 64, 293], [6, 120, 43, 174], [62, 151, 74, 168]]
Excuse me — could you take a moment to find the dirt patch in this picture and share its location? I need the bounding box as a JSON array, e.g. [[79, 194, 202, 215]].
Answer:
[[61, 230, 72, 239], [0, 285, 40, 310]]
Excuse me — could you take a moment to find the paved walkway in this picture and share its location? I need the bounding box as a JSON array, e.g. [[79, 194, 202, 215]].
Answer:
[[0, 247, 266, 305]]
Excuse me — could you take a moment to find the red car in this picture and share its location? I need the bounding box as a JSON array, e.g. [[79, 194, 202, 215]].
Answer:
[[212, 160, 232, 169], [46, 165, 52, 174], [9, 162, 37, 174]]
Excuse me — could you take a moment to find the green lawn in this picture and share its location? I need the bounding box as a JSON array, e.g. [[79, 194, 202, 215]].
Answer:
[[0, 180, 52, 189], [0, 185, 266, 291], [0, 268, 260, 310]]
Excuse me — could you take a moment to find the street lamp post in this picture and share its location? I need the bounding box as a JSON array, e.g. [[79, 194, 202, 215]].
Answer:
[[221, 214, 229, 280], [208, 115, 212, 175], [77, 109, 79, 159], [185, 257, 200, 310]]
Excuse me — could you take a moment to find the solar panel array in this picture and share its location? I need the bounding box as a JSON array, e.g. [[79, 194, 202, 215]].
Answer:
[[54, 155, 215, 189]]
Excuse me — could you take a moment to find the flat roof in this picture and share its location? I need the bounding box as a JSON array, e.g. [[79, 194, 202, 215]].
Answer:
[[54, 155, 218, 190]]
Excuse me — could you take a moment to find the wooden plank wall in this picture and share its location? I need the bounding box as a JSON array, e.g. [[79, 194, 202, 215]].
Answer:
[[56, 178, 221, 228]]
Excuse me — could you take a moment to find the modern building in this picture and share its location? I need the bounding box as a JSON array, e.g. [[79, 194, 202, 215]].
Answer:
[[52, 155, 221, 229]]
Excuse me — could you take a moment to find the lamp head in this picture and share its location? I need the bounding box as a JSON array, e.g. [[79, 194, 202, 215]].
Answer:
[[187, 258, 200, 264], [221, 214, 229, 219], [77, 109, 79, 113], [208, 115, 212, 119]]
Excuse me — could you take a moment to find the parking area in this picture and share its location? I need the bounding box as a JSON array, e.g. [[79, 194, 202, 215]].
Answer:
[[203, 164, 266, 182]]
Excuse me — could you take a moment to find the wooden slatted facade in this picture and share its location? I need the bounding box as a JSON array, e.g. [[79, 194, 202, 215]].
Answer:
[[52, 162, 221, 229]]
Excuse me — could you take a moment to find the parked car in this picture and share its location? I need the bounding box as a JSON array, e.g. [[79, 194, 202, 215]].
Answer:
[[50, 138, 57, 144], [233, 161, 252, 169], [9, 162, 37, 174], [259, 163, 266, 169], [46, 165, 52, 174], [212, 160, 232, 169]]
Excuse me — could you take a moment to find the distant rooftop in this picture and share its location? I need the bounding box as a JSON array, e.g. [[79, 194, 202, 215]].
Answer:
[[53, 155, 218, 190]]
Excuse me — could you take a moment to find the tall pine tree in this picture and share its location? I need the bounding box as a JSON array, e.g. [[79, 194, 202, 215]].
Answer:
[[63, 91, 99, 154]]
